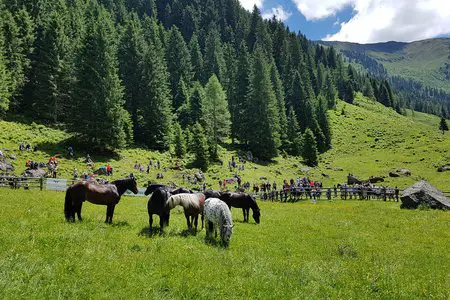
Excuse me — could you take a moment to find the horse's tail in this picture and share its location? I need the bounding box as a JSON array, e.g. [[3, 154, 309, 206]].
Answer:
[[64, 188, 73, 221]]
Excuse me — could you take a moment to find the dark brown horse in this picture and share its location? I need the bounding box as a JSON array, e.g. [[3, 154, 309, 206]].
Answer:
[[64, 177, 138, 223], [145, 185, 191, 232], [219, 192, 261, 224]]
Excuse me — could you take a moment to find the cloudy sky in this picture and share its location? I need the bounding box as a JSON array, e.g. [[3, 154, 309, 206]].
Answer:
[[239, 0, 450, 43]]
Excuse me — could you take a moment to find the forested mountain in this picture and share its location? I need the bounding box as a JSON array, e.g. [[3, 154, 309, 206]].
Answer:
[[320, 39, 450, 116], [0, 0, 398, 165]]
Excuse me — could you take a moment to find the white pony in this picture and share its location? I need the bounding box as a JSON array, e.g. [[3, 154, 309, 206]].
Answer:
[[204, 198, 233, 247], [166, 193, 205, 231]]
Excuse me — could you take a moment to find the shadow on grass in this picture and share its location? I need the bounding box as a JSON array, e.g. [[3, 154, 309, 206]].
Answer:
[[139, 226, 204, 238], [111, 221, 130, 228], [204, 235, 228, 249]]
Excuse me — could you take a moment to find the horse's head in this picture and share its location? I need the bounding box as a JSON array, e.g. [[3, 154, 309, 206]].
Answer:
[[220, 224, 233, 248], [129, 177, 138, 194], [252, 209, 261, 224]]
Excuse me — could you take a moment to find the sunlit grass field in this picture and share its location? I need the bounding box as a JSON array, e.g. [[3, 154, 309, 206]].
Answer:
[[0, 189, 448, 299]]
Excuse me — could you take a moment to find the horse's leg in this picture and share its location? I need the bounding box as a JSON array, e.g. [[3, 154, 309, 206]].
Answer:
[[77, 202, 83, 221], [105, 205, 112, 223], [185, 213, 191, 230], [149, 214, 153, 232], [194, 215, 198, 232], [109, 205, 116, 224], [201, 212, 204, 230]]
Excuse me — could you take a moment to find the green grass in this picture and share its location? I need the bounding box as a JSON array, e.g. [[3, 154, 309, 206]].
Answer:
[[1, 94, 449, 190], [0, 189, 448, 298]]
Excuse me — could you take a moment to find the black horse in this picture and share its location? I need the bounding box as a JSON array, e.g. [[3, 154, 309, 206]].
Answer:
[[145, 184, 191, 232], [64, 177, 138, 223], [219, 192, 261, 224]]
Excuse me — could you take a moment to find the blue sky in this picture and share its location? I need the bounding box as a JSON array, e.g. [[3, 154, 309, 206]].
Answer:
[[263, 0, 355, 41], [240, 0, 450, 44]]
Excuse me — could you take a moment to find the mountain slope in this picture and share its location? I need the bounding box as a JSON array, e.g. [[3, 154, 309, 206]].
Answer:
[[322, 38, 450, 93], [1, 94, 448, 190]]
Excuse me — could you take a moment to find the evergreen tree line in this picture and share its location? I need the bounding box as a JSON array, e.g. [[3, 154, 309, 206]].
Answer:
[[0, 0, 391, 167]]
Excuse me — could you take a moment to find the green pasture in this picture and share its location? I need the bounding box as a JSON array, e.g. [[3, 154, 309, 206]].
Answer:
[[0, 189, 448, 299]]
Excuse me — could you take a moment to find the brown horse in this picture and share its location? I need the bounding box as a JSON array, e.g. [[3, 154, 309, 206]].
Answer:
[[64, 177, 138, 223]]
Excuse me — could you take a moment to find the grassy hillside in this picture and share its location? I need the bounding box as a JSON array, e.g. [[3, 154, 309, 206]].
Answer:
[[0, 94, 449, 190], [322, 39, 450, 92], [0, 189, 448, 298]]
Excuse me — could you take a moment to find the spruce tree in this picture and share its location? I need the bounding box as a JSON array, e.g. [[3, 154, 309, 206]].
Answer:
[[286, 106, 303, 155], [189, 33, 203, 83], [191, 122, 209, 171], [118, 13, 146, 133], [70, 5, 131, 150], [316, 95, 332, 151], [137, 43, 173, 150], [174, 122, 186, 158], [28, 11, 70, 122], [302, 128, 318, 166], [204, 27, 226, 84], [244, 47, 280, 160], [270, 62, 288, 149], [188, 81, 204, 127], [0, 44, 11, 114], [324, 73, 337, 108], [439, 117, 449, 134], [202, 74, 230, 160], [166, 26, 192, 97], [231, 41, 250, 143], [378, 82, 391, 107]]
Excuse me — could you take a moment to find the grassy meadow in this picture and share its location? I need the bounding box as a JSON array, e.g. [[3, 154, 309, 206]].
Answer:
[[0, 189, 448, 299], [0, 94, 449, 191]]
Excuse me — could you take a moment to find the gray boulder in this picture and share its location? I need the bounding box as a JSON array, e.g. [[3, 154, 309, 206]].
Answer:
[[23, 168, 48, 178], [389, 168, 411, 177], [437, 165, 450, 172], [0, 160, 14, 172], [400, 181, 450, 210]]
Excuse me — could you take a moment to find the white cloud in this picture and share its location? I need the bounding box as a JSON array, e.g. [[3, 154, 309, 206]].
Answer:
[[262, 5, 293, 22], [292, 0, 450, 43], [239, 0, 264, 11]]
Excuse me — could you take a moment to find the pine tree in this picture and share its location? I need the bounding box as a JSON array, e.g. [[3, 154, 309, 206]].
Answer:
[[203, 27, 226, 84], [302, 128, 318, 166], [174, 122, 186, 158], [70, 4, 131, 150], [166, 26, 192, 97], [270, 62, 288, 149], [316, 95, 332, 151], [231, 41, 250, 143], [189, 33, 203, 82], [244, 47, 280, 160], [439, 117, 449, 134], [324, 72, 337, 109], [0, 43, 11, 114], [137, 43, 173, 150], [1, 8, 35, 110], [188, 81, 204, 127], [378, 82, 391, 107], [362, 78, 375, 99], [191, 122, 209, 171], [118, 13, 146, 133], [286, 106, 303, 155], [27, 11, 70, 122], [202, 74, 230, 160]]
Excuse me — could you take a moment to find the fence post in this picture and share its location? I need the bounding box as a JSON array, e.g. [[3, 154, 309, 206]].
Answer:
[[40, 177, 43, 191]]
